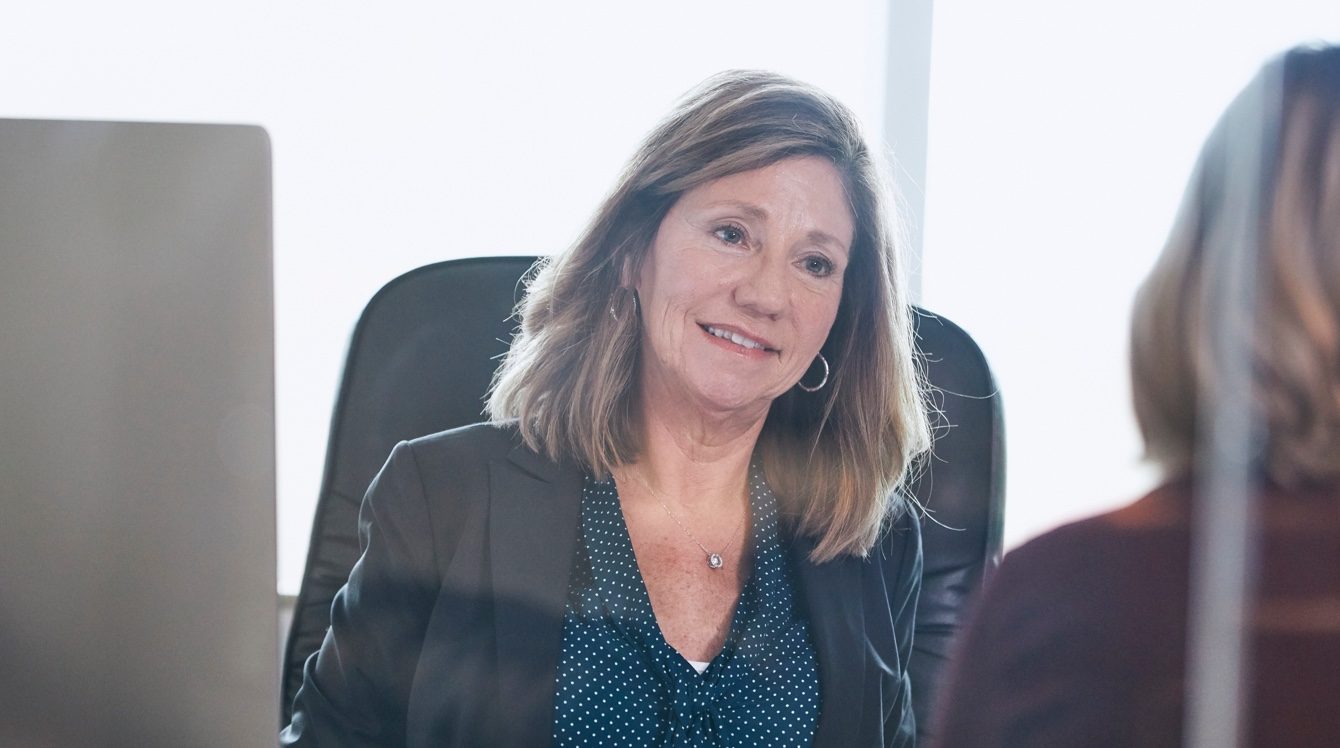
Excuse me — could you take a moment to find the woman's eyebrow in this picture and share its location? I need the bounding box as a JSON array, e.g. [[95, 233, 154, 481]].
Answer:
[[806, 229, 850, 256], [701, 199, 769, 222]]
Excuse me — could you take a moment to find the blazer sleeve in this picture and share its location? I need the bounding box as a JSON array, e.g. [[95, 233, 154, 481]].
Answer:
[[883, 510, 924, 748], [282, 441, 439, 747]]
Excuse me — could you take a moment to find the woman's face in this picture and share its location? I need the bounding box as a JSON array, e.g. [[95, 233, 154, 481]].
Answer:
[[635, 155, 853, 422]]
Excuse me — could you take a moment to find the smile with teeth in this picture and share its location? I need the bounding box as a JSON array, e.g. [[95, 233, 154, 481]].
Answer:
[[703, 325, 776, 352]]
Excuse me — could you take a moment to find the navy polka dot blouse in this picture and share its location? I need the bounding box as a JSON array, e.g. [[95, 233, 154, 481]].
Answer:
[[553, 465, 821, 746]]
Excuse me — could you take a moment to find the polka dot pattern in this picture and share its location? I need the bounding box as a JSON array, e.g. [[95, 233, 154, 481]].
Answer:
[[553, 464, 820, 747]]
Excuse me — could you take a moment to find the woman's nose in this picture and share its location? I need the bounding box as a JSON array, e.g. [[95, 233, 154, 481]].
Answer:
[[731, 254, 787, 319]]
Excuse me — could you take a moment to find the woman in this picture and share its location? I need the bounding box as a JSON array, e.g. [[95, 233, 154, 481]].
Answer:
[[283, 70, 930, 747], [931, 45, 1340, 747]]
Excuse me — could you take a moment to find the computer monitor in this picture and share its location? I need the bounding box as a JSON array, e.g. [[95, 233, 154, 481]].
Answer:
[[0, 119, 277, 746]]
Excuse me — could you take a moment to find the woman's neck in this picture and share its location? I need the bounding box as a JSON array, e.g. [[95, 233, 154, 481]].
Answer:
[[624, 393, 766, 512]]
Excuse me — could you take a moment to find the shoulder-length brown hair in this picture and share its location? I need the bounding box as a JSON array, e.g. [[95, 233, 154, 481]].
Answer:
[[489, 70, 930, 560], [1131, 45, 1340, 489]]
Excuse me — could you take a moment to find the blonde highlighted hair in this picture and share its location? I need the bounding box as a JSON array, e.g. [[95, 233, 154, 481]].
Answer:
[[1131, 45, 1340, 488], [488, 70, 930, 560]]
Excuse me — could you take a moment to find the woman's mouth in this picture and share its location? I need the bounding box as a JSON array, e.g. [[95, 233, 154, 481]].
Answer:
[[701, 324, 778, 353]]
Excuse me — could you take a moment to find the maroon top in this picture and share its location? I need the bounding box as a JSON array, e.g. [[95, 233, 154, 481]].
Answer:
[[931, 482, 1340, 747]]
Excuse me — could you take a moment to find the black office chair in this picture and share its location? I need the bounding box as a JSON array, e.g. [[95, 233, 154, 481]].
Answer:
[[281, 256, 1005, 740]]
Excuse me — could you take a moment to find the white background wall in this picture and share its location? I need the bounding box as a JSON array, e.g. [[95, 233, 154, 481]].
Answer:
[[3, 1, 1336, 593]]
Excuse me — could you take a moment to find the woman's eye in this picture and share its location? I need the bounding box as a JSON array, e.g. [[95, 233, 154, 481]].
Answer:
[[713, 225, 746, 245], [802, 255, 836, 277]]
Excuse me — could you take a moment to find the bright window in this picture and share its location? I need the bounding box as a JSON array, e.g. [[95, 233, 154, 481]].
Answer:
[[922, 2, 1340, 548]]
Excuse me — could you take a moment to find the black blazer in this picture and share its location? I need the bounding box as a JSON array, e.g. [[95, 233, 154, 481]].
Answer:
[[282, 422, 922, 747]]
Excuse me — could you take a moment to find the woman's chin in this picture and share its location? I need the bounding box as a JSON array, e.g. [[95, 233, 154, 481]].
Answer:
[[672, 382, 780, 423]]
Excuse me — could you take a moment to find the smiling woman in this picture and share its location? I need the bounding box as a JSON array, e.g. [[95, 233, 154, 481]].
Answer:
[[282, 70, 931, 748]]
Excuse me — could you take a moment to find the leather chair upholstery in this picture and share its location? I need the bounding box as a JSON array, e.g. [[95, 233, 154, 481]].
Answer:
[[281, 256, 1005, 741], [904, 309, 1006, 739]]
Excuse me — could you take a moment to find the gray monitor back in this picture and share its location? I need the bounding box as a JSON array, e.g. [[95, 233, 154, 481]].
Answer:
[[0, 119, 277, 746]]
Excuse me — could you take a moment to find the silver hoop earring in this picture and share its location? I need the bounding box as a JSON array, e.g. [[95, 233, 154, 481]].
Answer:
[[609, 287, 639, 322], [797, 352, 829, 393]]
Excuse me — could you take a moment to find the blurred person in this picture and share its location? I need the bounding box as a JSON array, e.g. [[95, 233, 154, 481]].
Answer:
[[931, 44, 1340, 747], [282, 70, 931, 747]]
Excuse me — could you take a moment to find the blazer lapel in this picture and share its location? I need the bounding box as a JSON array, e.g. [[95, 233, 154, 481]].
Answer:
[[790, 533, 867, 748], [487, 443, 583, 746]]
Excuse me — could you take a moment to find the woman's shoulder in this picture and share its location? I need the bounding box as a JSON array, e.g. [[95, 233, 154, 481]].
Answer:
[[400, 419, 576, 489], [404, 419, 524, 461], [1006, 483, 1188, 567], [931, 486, 1193, 747], [386, 421, 529, 500], [876, 504, 922, 561], [982, 482, 1192, 625], [857, 504, 922, 590]]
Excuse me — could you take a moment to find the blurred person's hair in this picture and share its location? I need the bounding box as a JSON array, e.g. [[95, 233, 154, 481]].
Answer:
[[1131, 44, 1340, 488], [488, 69, 930, 560]]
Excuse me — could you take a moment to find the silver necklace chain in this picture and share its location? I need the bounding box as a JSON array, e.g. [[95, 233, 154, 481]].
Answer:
[[623, 467, 747, 570]]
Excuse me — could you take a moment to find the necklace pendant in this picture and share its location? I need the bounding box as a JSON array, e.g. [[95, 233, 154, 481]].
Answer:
[[707, 552, 724, 569]]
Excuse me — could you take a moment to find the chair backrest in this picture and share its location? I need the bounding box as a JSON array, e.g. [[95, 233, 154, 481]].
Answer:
[[282, 256, 1005, 738]]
